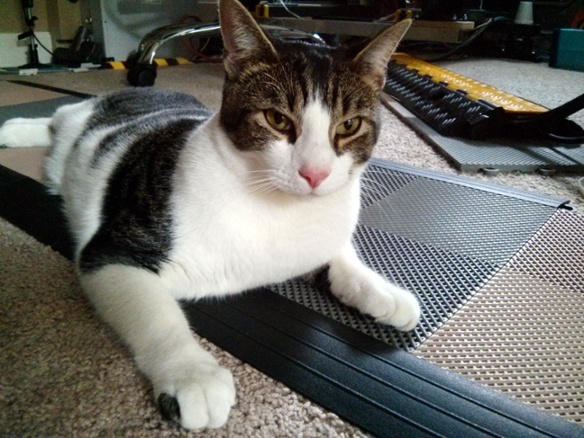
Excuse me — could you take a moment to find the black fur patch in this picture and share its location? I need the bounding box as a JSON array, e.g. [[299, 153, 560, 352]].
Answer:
[[79, 116, 201, 274], [158, 393, 181, 424]]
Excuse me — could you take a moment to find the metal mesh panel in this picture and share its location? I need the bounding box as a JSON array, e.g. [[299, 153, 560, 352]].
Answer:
[[360, 176, 556, 265], [272, 279, 421, 348], [509, 209, 584, 291], [426, 135, 584, 173], [359, 167, 417, 208], [355, 229, 496, 343], [269, 164, 559, 351], [415, 210, 584, 424]]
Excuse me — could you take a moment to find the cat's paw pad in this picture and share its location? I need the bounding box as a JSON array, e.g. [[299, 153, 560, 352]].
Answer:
[[155, 362, 236, 430]]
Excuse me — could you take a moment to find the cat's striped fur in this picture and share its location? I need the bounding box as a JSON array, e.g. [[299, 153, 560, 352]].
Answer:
[[0, 0, 418, 430]]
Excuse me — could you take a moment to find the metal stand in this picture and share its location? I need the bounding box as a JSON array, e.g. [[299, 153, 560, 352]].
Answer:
[[18, 0, 51, 69], [127, 22, 324, 87]]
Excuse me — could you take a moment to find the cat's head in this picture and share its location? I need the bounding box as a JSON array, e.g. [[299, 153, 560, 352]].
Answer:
[[218, 0, 410, 197]]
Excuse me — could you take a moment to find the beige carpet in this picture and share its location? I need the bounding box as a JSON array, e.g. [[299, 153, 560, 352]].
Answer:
[[1, 57, 583, 434]]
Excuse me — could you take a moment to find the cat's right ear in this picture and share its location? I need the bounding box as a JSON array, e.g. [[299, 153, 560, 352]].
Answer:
[[351, 19, 412, 90], [219, 0, 278, 78]]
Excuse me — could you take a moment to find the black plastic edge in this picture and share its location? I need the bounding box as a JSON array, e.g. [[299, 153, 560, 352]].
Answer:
[[0, 95, 85, 125], [7, 79, 95, 99], [0, 165, 74, 259]]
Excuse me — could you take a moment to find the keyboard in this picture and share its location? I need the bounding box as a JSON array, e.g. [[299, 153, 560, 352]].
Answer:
[[384, 53, 583, 143]]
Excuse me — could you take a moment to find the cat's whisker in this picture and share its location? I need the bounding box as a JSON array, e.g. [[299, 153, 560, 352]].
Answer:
[[359, 191, 382, 208], [248, 179, 276, 191], [361, 174, 389, 188], [361, 176, 384, 188], [235, 168, 279, 180], [360, 177, 387, 197], [363, 169, 398, 177], [234, 169, 269, 178], [359, 179, 393, 206], [246, 173, 277, 184], [246, 176, 280, 196], [359, 190, 378, 206]]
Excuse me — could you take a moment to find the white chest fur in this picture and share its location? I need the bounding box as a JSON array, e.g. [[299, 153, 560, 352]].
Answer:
[[165, 115, 363, 299]]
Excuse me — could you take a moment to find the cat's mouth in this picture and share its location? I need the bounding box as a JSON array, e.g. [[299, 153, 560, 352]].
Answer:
[[243, 154, 355, 198], [246, 174, 337, 199], [280, 173, 350, 198]]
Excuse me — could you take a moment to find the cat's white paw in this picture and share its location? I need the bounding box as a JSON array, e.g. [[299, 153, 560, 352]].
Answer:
[[155, 361, 236, 430], [0, 117, 52, 147], [367, 281, 421, 331], [329, 263, 421, 331]]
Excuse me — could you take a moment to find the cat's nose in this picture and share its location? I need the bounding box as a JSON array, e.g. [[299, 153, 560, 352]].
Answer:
[[299, 167, 330, 189]]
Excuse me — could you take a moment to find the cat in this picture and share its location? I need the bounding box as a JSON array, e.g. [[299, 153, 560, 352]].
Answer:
[[0, 0, 419, 430]]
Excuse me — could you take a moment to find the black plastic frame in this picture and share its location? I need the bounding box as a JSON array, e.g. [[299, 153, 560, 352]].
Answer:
[[1, 163, 580, 437]]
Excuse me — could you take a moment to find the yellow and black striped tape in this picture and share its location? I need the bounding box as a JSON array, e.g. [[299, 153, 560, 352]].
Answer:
[[103, 57, 193, 70]]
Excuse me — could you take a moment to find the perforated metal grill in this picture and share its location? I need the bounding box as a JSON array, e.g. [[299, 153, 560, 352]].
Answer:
[[415, 210, 584, 424], [509, 209, 584, 291], [269, 163, 560, 351], [425, 134, 584, 173], [360, 177, 556, 265], [354, 229, 495, 347]]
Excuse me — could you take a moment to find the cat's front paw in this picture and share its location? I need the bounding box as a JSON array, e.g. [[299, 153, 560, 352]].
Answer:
[[155, 361, 236, 430], [368, 281, 421, 331], [329, 263, 421, 331]]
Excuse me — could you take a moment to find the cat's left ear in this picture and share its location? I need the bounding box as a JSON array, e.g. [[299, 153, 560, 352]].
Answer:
[[352, 19, 412, 89], [219, 0, 278, 78]]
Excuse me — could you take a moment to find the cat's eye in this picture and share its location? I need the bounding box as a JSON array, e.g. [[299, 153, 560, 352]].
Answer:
[[264, 109, 293, 132], [336, 117, 362, 136]]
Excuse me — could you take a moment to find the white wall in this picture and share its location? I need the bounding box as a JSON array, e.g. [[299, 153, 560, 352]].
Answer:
[[89, 0, 202, 62], [0, 32, 53, 68]]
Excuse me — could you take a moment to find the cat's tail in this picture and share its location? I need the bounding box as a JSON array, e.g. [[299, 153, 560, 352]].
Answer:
[[0, 117, 52, 148]]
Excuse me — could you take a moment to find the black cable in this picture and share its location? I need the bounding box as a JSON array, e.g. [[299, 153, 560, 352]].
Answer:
[[33, 32, 53, 56], [549, 0, 578, 15], [20, 0, 53, 57], [508, 94, 584, 124], [504, 93, 584, 144], [546, 132, 584, 144]]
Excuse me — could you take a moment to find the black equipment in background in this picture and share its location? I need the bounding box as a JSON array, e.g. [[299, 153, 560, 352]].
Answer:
[[18, 0, 51, 69]]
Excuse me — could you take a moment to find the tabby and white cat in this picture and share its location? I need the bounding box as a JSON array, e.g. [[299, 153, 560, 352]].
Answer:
[[0, 0, 419, 430]]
